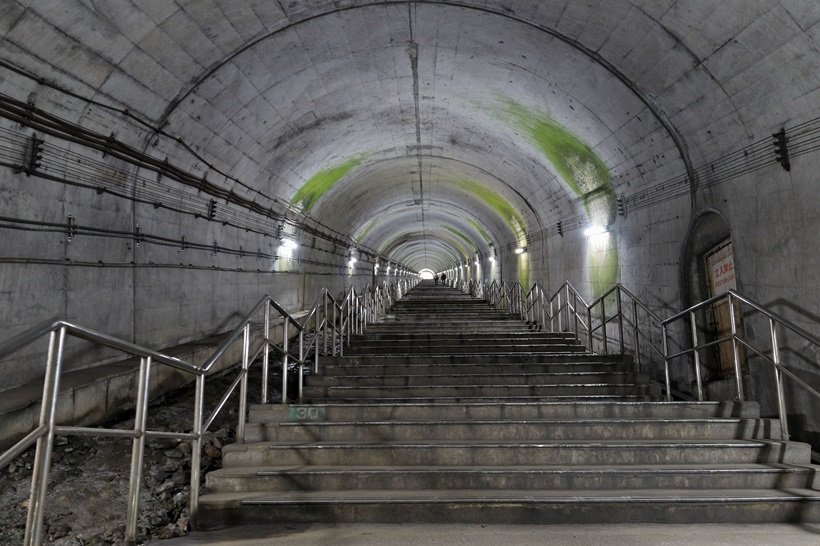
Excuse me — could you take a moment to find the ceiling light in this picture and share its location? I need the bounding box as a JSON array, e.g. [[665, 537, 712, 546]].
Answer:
[[514, 247, 527, 254]]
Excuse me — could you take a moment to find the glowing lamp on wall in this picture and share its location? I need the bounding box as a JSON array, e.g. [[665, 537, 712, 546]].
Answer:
[[583, 225, 607, 237], [277, 238, 298, 259], [514, 247, 527, 255]]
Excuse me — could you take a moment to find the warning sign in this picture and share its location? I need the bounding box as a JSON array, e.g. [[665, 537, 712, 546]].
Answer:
[[706, 241, 737, 297]]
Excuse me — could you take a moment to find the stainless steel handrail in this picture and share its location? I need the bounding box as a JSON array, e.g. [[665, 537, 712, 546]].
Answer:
[[660, 288, 820, 439], [473, 278, 819, 444], [0, 277, 415, 546]]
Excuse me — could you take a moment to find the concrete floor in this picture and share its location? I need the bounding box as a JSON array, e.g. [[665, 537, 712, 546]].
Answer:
[[149, 523, 820, 545]]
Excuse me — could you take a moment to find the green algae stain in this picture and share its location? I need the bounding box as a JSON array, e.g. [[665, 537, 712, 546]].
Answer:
[[489, 96, 620, 296], [467, 218, 493, 244], [291, 156, 365, 213], [444, 226, 478, 252], [454, 179, 526, 241], [493, 97, 616, 225], [355, 217, 377, 243]]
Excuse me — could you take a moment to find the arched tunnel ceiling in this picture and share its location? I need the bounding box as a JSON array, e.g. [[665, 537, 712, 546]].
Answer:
[[1, 1, 816, 271]]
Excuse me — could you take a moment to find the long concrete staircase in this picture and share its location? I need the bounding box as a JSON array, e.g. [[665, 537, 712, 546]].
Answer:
[[200, 282, 820, 526]]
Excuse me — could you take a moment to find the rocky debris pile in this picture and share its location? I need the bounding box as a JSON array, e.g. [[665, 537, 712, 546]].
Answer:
[[0, 371, 239, 545]]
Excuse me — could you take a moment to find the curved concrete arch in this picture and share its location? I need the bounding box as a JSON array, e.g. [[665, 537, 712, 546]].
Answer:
[[307, 154, 544, 249], [355, 201, 497, 255], [380, 225, 473, 264], [154, 0, 693, 184]]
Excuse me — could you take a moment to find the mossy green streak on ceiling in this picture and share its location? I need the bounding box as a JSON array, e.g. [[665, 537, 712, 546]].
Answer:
[[487, 96, 620, 296], [444, 226, 478, 252], [291, 155, 365, 213], [355, 217, 377, 242], [467, 218, 493, 244], [453, 179, 527, 241], [494, 97, 616, 224]]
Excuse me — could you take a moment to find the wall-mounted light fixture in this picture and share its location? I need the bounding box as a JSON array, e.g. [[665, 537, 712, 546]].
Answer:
[[514, 246, 527, 255], [277, 238, 298, 259], [489, 256, 495, 263], [583, 224, 608, 237]]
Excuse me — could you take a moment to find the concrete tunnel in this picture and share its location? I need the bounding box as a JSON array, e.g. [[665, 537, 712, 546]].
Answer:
[[0, 1, 819, 448]]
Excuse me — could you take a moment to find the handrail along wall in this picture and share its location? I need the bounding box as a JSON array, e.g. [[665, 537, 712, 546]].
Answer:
[[0, 277, 417, 545]]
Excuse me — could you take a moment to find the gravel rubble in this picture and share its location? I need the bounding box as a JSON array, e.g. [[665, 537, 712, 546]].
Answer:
[[0, 370, 240, 545]]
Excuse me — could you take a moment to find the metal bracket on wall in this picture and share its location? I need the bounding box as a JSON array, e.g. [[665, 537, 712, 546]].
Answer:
[[772, 128, 790, 172], [66, 215, 77, 242], [15, 133, 43, 175]]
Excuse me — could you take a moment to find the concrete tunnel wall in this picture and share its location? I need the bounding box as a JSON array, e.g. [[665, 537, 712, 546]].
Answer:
[[0, 1, 819, 446]]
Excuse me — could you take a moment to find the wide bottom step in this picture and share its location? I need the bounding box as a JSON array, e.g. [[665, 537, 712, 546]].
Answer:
[[198, 488, 820, 527]]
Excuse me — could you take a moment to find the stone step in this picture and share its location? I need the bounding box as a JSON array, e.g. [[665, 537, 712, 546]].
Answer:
[[348, 340, 583, 349], [345, 344, 587, 355], [301, 382, 648, 400], [302, 394, 654, 404], [198, 488, 820, 526], [321, 361, 632, 376], [365, 321, 530, 335], [308, 372, 646, 387], [206, 463, 817, 493], [242, 417, 781, 443], [350, 333, 576, 344], [201, 282, 820, 529], [221, 439, 802, 467], [323, 354, 626, 365], [247, 401, 761, 423], [378, 317, 524, 324]]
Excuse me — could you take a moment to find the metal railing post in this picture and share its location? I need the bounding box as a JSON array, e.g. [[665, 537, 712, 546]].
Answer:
[[617, 287, 625, 355], [332, 301, 338, 356], [601, 298, 608, 355], [565, 284, 572, 331], [313, 324, 320, 375], [125, 356, 151, 545], [188, 374, 205, 528], [632, 299, 641, 371], [573, 292, 580, 342], [689, 311, 704, 401], [237, 323, 250, 440], [281, 320, 290, 404], [662, 324, 672, 402], [587, 307, 593, 353], [557, 291, 563, 332], [727, 293, 745, 401], [549, 298, 555, 331], [356, 298, 361, 335], [262, 302, 270, 403], [299, 330, 305, 402], [323, 291, 328, 356], [347, 297, 352, 345], [770, 319, 789, 440], [24, 326, 66, 546]]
